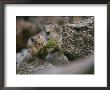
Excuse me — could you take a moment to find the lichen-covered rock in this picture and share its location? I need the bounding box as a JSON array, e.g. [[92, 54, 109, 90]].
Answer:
[[61, 16, 94, 60], [16, 57, 54, 74]]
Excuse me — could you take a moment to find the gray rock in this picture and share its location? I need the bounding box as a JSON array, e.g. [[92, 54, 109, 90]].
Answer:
[[21, 49, 29, 56], [45, 51, 69, 66], [32, 63, 56, 74], [16, 52, 23, 65], [16, 49, 31, 65]]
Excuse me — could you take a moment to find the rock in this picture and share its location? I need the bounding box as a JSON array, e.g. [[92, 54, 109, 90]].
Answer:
[[61, 16, 94, 60], [45, 51, 69, 66], [16, 52, 23, 65], [21, 49, 29, 56], [22, 53, 33, 63], [32, 63, 56, 74], [16, 56, 56, 74], [16, 49, 31, 65]]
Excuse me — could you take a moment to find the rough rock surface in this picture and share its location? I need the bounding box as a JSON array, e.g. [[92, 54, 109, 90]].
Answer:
[[16, 50, 69, 74], [16, 57, 56, 74], [61, 16, 94, 60]]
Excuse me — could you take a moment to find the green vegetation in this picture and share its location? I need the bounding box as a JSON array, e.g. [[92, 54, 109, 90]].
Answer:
[[36, 38, 61, 59]]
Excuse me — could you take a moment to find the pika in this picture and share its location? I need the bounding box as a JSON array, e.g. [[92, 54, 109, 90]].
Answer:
[[44, 23, 62, 48], [44, 23, 62, 39], [28, 34, 47, 54]]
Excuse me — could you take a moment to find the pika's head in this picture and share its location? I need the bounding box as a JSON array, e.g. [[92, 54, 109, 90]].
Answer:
[[27, 34, 47, 49], [44, 23, 55, 33], [44, 23, 61, 37], [31, 34, 47, 46]]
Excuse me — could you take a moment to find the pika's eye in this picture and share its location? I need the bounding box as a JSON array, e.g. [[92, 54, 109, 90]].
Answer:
[[37, 43, 41, 45]]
